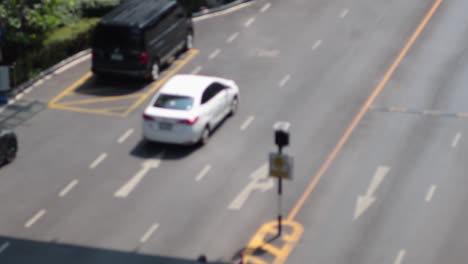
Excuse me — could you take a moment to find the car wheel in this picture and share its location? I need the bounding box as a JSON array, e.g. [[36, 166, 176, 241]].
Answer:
[[5, 139, 17, 163], [184, 33, 193, 51], [200, 126, 210, 146], [149, 61, 160, 81], [229, 96, 238, 117]]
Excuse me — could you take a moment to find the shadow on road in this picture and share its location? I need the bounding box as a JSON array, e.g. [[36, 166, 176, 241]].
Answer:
[[0, 235, 228, 264], [73, 75, 149, 97], [129, 140, 200, 160]]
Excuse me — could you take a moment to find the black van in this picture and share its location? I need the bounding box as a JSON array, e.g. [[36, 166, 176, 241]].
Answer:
[[91, 0, 193, 81]]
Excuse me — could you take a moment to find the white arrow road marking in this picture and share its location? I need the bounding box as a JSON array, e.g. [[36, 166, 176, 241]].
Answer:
[[354, 166, 390, 220], [228, 163, 274, 210], [140, 223, 159, 243], [114, 153, 164, 198], [394, 249, 406, 264]]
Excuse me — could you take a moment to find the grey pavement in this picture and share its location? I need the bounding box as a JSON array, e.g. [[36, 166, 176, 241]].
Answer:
[[0, 0, 463, 263]]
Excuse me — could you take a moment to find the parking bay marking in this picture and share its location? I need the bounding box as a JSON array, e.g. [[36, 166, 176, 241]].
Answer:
[[114, 153, 164, 198], [228, 163, 274, 210], [49, 49, 199, 117]]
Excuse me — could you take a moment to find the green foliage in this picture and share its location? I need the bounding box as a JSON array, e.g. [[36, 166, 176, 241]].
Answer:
[[10, 17, 98, 87], [0, 0, 80, 49], [79, 0, 122, 17]]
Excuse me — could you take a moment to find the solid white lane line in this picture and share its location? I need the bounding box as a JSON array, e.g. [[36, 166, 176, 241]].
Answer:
[[25, 209, 46, 228], [226, 32, 239, 43], [115, 155, 163, 198], [209, 49, 221, 60], [140, 223, 160, 243], [59, 179, 79, 197], [452, 132, 461, 148], [260, 2, 271, 13], [312, 40, 322, 50], [196, 165, 212, 182], [340, 8, 349, 18], [279, 74, 291, 87], [191, 65, 203, 75], [240, 116, 255, 131], [15, 93, 24, 100], [394, 250, 406, 264], [89, 153, 107, 169], [425, 185, 437, 202], [118, 129, 134, 144], [0, 242, 10, 254], [244, 17, 255, 27]]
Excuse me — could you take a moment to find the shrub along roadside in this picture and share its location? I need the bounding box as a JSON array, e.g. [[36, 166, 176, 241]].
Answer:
[[10, 18, 100, 88]]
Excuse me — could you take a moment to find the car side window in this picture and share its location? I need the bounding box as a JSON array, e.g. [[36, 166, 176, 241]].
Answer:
[[201, 83, 226, 104]]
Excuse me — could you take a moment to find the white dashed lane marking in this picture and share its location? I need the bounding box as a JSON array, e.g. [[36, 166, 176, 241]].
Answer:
[[25, 209, 46, 228], [196, 165, 212, 182], [59, 179, 79, 197], [240, 116, 255, 131], [0, 242, 10, 254], [226, 32, 239, 43], [140, 223, 159, 243], [452, 132, 461, 148], [244, 17, 255, 27], [340, 9, 349, 18], [89, 153, 107, 169], [209, 49, 221, 60], [279, 74, 291, 87], [425, 185, 437, 202], [191, 66, 203, 75], [260, 3, 271, 13], [394, 250, 406, 264], [312, 40, 322, 50], [118, 129, 134, 144]]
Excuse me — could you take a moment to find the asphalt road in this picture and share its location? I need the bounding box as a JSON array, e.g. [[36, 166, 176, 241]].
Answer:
[[0, 0, 463, 263]]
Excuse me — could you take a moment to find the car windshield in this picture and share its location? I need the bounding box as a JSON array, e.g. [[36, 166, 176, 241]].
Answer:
[[154, 94, 194, 110]]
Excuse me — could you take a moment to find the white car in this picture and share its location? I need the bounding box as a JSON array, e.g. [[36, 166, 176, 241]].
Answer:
[[142, 74, 240, 145]]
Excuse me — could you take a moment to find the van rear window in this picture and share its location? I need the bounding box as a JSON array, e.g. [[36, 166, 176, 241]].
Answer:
[[93, 25, 141, 49]]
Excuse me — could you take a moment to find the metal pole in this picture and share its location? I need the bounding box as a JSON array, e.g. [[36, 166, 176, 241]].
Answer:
[[277, 145, 283, 236]]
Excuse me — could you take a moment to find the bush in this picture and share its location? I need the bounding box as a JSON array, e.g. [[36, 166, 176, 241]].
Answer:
[[79, 0, 122, 17], [10, 18, 100, 87]]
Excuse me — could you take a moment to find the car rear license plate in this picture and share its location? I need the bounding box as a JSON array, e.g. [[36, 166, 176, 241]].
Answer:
[[111, 53, 123, 61], [159, 122, 173, 130]]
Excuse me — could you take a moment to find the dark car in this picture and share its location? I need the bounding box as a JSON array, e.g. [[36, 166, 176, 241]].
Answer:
[[91, 0, 194, 81], [0, 129, 17, 166]]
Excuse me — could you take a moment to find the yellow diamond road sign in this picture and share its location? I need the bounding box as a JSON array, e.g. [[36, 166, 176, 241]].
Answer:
[[269, 153, 293, 179]]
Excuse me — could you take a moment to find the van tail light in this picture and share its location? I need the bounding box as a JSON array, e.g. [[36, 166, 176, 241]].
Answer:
[[178, 116, 199, 125], [143, 113, 155, 121], [139, 52, 149, 64]]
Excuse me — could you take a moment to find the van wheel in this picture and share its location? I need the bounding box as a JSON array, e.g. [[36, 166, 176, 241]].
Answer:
[[184, 33, 193, 51], [150, 61, 160, 81]]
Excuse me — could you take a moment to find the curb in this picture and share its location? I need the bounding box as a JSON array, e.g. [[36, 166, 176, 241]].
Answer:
[[1, 0, 252, 103], [3, 49, 91, 99]]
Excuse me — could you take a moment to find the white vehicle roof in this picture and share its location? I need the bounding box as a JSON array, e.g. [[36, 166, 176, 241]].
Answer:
[[159, 74, 232, 98]]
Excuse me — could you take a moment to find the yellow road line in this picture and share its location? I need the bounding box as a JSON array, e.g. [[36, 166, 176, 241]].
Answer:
[[122, 49, 199, 116], [49, 104, 124, 117], [287, 0, 443, 222], [243, 0, 444, 263], [59, 93, 143, 106], [48, 71, 93, 106]]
